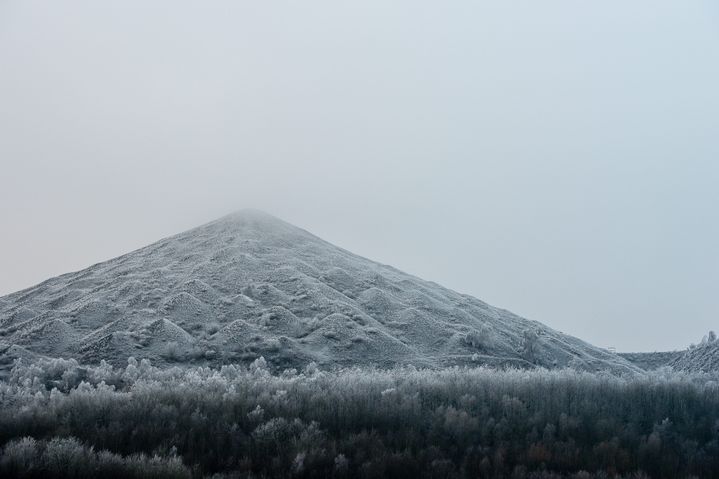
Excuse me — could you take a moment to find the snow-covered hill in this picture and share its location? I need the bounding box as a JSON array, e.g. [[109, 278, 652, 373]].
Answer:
[[0, 210, 638, 373], [618, 351, 684, 371], [668, 341, 719, 373]]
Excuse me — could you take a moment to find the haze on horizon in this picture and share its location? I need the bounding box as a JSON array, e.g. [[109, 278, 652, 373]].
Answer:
[[1, 0, 718, 352]]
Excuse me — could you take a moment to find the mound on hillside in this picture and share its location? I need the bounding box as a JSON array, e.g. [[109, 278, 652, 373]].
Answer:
[[0, 210, 638, 372], [668, 340, 719, 373]]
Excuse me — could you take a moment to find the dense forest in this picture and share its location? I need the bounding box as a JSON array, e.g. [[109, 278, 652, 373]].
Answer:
[[1, 357, 719, 478]]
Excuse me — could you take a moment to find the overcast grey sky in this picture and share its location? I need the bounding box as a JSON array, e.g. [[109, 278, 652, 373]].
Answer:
[[1, 1, 718, 351]]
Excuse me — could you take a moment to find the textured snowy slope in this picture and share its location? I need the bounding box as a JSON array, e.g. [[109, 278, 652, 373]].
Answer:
[[668, 342, 719, 373], [0, 210, 638, 372], [619, 351, 683, 371]]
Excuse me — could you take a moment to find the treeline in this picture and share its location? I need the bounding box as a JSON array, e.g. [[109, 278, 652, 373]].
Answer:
[[1, 436, 190, 479], [1, 358, 719, 478]]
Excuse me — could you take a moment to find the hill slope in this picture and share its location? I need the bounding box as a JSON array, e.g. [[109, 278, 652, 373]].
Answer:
[[618, 351, 684, 371], [668, 341, 719, 373], [0, 210, 638, 372]]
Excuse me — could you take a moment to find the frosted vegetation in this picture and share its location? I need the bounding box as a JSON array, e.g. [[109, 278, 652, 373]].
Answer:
[[2, 357, 719, 478]]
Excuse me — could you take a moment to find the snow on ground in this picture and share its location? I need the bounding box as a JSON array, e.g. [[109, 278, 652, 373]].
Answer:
[[0, 210, 639, 372], [668, 341, 719, 373]]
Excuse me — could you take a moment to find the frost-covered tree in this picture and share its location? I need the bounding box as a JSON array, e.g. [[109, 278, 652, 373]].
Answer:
[[521, 328, 540, 362], [2, 357, 719, 478], [463, 325, 494, 351]]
